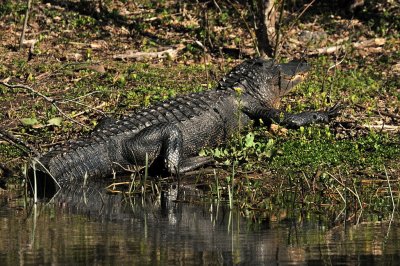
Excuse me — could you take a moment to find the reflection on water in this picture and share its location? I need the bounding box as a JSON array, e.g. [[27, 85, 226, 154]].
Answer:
[[0, 182, 400, 265]]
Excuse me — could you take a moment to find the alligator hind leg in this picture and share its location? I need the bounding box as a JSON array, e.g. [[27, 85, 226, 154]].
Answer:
[[122, 123, 211, 175]]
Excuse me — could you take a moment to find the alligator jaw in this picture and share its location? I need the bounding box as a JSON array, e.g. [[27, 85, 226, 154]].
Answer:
[[279, 61, 309, 94], [281, 71, 308, 89]]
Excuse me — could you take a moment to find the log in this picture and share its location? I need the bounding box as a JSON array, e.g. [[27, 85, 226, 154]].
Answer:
[[308, 38, 386, 55], [113, 44, 185, 61]]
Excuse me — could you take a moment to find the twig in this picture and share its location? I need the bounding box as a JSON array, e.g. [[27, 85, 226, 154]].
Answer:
[[229, 0, 259, 57], [67, 101, 106, 118], [57, 90, 102, 103], [288, 0, 316, 34], [212, 0, 222, 13], [30, 157, 61, 189], [329, 170, 364, 224], [273, 0, 285, 60], [335, 187, 346, 204], [327, 172, 360, 203], [0, 81, 89, 128], [301, 172, 311, 190], [326, 49, 348, 99], [384, 210, 395, 242], [106, 181, 131, 189], [32, 161, 37, 203], [277, 0, 316, 55], [327, 54, 347, 72], [112, 161, 138, 173], [51, 102, 87, 127], [384, 166, 396, 211], [0, 127, 39, 156], [19, 0, 32, 50], [0, 81, 54, 103], [355, 104, 400, 120], [352, 182, 363, 221]]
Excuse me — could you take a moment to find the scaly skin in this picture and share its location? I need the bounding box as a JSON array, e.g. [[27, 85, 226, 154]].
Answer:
[[29, 58, 340, 194]]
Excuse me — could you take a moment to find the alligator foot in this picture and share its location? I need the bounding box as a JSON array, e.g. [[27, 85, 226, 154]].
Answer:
[[282, 102, 343, 129]]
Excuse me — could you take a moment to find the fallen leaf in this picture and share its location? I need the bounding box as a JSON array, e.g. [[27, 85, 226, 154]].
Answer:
[[20, 118, 39, 126], [87, 64, 106, 73], [391, 63, 400, 75], [32, 123, 45, 129], [47, 117, 62, 126]]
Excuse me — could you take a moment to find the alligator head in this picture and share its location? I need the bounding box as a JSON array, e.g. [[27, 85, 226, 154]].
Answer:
[[222, 58, 310, 107], [227, 58, 309, 107]]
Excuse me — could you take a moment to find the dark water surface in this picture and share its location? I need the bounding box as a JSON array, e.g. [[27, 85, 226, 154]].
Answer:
[[1, 183, 399, 265]]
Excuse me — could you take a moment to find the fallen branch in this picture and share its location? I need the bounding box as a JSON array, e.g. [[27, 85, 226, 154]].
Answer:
[[113, 44, 185, 60], [352, 38, 386, 48], [361, 124, 399, 132], [335, 121, 399, 133], [308, 38, 386, 55]]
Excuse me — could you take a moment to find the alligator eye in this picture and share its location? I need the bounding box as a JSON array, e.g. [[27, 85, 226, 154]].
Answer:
[[313, 114, 318, 120]]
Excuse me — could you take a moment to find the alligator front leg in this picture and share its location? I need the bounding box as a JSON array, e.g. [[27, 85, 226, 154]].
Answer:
[[244, 103, 341, 129], [122, 123, 211, 175], [179, 156, 214, 173]]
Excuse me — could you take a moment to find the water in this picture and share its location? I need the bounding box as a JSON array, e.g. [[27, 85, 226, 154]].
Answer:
[[1, 183, 399, 265]]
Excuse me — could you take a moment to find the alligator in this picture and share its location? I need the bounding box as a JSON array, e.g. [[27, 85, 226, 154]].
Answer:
[[29, 58, 340, 194]]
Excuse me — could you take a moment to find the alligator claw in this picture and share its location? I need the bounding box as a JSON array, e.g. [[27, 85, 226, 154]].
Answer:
[[327, 102, 344, 119]]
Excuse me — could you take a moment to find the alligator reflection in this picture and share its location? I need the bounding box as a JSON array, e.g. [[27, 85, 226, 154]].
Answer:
[[1, 181, 400, 265], [45, 181, 281, 265]]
